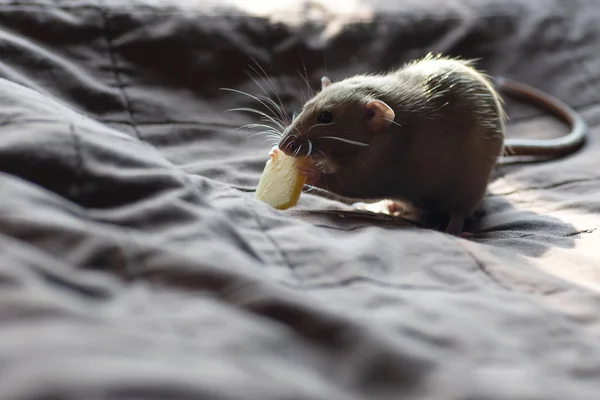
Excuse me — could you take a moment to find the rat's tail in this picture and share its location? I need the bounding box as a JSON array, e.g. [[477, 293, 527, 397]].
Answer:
[[493, 76, 588, 161]]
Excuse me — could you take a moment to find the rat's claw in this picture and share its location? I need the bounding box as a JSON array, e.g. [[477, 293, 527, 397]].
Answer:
[[297, 165, 320, 186], [269, 146, 279, 159]]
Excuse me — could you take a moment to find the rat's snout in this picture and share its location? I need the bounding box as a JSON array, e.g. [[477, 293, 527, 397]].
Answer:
[[278, 134, 311, 157]]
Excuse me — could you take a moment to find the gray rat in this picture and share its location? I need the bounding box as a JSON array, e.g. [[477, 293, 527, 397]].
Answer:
[[273, 53, 587, 235]]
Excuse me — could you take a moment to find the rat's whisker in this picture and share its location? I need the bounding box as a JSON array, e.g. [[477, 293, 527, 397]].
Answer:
[[227, 107, 285, 130], [306, 139, 313, 157], [238, 124, 281, 136], [248, 58, 288, 124], [256, 131, 283, 140], [243, 124, 281, 136], [253, 84, 288, 123], [384, 118, 402, 128], [299, 55, 314, 97], [284, 138, 295, 152], [252, 93, 286, 124], [318, 136, 370, 147], [257, 118, 285, 132], [237, 123, 281, 134], [297, 71, 313, 99], [262, 137, 280, 145], [293, 146, 302, 157], [220, 87, 284, 126], [249, 59, 281, 103], [300, 86, 307, 105], [248, 130, 281, 140], [307, 122, 334, 135], [244, 73, 286, 117]]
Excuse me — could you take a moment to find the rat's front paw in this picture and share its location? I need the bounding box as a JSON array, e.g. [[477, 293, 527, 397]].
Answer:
[[297, 163, 320, 186], [269, 145, 279, 159]]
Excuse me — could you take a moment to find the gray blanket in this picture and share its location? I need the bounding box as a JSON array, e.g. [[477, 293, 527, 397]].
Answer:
[[1, 0, 600, 398]]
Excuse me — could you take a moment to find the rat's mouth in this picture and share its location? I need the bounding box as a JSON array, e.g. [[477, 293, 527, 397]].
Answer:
[[278, 135, 338, 175], [278, 135, 311, 157]]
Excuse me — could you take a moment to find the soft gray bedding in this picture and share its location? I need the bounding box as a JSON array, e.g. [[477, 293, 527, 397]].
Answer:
[[1, 0, 600, 398]]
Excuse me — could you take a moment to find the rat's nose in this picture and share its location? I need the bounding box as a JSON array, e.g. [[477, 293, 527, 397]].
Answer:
[[278, 135, 309, 157]]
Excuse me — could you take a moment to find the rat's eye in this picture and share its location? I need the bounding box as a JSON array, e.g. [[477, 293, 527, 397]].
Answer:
[[317, 111, 333, 124]]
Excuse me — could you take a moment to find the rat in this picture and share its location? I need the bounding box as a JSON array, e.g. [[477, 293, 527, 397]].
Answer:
[[271, 53, 588, 236]]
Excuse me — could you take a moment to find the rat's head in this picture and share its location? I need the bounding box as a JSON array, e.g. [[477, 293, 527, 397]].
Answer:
[[278, 76, 397, 178]]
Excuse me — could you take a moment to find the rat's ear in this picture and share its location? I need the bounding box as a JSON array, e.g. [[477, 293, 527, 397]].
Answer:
[[364, 100, 395, 132], [321, 76, 332, 90]]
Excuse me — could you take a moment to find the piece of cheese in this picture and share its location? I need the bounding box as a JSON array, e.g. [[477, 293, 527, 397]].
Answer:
[[255, 149, 308, 210]]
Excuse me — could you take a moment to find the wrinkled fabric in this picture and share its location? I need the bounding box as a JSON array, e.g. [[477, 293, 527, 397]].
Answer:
[[0, 0, 599, 399]]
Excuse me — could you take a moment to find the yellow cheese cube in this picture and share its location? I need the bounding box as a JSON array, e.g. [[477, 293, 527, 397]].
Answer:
[[255, 149, 308, 210]]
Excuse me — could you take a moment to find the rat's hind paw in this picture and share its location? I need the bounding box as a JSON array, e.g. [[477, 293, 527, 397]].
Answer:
[[353, 199, 406, 216]]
